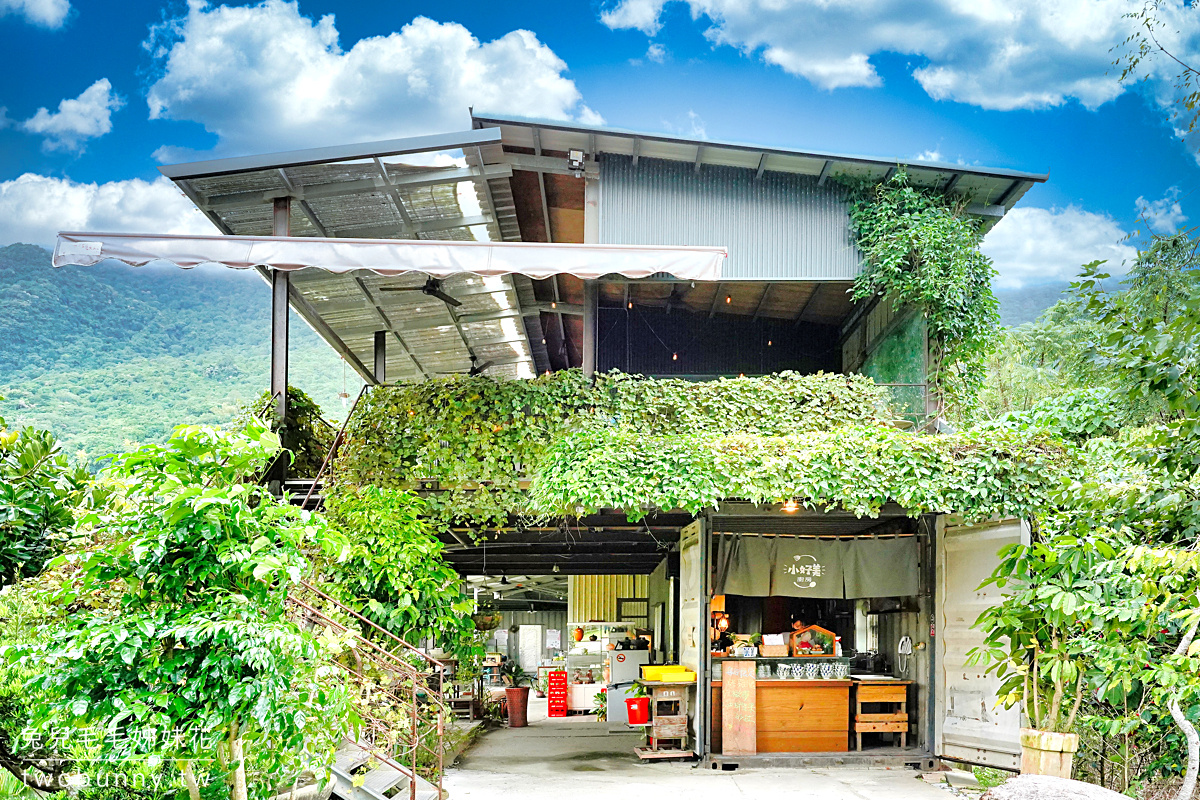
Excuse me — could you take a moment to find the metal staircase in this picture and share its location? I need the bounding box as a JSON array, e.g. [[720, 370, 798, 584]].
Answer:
[[268, 388, 447, 799], [288, 582, 448, 800]]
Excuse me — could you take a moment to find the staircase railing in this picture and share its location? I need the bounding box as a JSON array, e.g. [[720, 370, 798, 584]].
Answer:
[[300, 385, 369, 508], [287, 580, 446, 800]]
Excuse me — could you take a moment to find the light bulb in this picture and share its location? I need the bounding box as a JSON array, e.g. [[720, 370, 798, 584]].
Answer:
[[725, 295, 731, 304], [672, 352, 678, 361]]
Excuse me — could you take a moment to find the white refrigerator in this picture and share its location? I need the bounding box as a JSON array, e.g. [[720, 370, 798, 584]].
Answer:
[[605, 650, 652, 725]]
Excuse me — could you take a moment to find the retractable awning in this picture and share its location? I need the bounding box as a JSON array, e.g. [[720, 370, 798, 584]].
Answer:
[[53, 232, 727, 281], [53, 231, 727, 384]]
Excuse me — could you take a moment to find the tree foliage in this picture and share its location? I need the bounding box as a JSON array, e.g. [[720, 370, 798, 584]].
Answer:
[[321, 484, 478, 659], [0, 401, 90, 586], [9, 422, 352, 800], [972, 227, 1200, 794]]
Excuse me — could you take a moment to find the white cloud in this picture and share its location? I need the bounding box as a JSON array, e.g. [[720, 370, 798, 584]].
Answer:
[[0, 174, 213, 247], [600, 0, 667, 35], [1135, 188, 1187, 234], [598, 0, 1180, 111], [145, 1, 599, 157], [915, 149, 942, 162], [646, 43, 667, 63], [0, 0, 69, 28], [981, 206, 1136, 290], [22, 79, 123, 153]]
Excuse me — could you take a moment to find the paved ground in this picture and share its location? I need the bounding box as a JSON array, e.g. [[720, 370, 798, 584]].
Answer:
[[444, 697, 959, 800]]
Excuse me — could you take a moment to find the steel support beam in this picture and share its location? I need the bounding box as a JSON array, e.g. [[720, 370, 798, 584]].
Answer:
[[270, 197, 290, 423], [709, 282, 726, 318], [793, 283, 823, 327], [373, 330, 387, 384], [751, 283, 774, 321], [817, 160, 833, 186], [583, 279, 598, 378]]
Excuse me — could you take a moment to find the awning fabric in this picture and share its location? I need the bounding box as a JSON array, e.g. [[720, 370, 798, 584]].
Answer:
[[718, 535, 919, 600], [53, 232, 727, 281], [772, 538, 847, 599]]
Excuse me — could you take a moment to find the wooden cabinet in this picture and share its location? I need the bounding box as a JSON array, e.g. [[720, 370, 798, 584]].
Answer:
[[712, 679, 851, 753]]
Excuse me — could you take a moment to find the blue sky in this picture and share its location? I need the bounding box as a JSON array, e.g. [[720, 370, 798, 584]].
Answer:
[[2, 0, 1198, 289]]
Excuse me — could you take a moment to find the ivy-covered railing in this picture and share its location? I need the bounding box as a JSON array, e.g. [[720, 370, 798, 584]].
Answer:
[[333, 370, 1069, 530]]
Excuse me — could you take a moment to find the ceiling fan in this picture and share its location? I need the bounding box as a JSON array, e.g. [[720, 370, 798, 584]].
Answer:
[[435, 354, 495, 377], [378, 277, 462, 307]]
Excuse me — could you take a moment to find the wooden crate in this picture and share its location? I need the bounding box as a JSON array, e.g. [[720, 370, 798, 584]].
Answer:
[[652, 714, 688, 739]]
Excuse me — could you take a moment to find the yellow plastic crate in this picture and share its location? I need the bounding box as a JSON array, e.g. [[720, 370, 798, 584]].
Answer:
[[642, 665, 695, 682]]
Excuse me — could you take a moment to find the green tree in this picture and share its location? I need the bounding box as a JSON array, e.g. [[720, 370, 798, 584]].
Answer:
[[321, 484, 479, 660], [0, 401, 90, 586], [12, 422, 351, 800]]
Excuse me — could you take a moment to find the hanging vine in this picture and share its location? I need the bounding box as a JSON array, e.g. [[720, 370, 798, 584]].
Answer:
[[839, 171, 1000, 416], [333, 370, 893, 532], [333, 369, 1069, 531]]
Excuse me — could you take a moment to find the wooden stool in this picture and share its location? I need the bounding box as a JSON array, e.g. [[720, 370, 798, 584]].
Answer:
[[854, 681, 910, 751]]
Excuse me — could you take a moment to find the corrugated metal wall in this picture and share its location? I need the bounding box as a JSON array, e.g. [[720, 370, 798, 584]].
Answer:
[[568, 575, 650, 622], [598, 155, 862, 280], [484, 609, 568, 660]]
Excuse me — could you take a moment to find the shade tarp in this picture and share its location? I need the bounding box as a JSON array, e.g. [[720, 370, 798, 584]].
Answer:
[[53, 231, 727, 281]]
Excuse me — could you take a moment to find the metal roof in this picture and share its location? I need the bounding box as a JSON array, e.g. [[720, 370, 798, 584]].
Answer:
[[156, 116, 1048, 384], [471, 112, 1048, 223], [159, 128, 540, 382]]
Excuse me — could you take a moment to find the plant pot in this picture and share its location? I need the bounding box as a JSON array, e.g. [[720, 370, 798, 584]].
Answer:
[[1020, 728, 1079, 778], [506, 687, 531, 728]]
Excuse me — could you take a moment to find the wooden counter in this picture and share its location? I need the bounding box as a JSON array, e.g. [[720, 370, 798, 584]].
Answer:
[[711, 679, 852, 754]]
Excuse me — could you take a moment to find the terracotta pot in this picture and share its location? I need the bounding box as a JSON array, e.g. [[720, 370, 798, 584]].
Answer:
[[506, 687, 531, 728], [1020, 728, 1079, 778]]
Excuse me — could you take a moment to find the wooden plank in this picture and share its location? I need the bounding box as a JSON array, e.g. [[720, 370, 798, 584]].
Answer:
[[635, 747, 694, 760], [856, 712, 908, 723], [721, 660, 757, 756], [855, 685, 908, 703], [757, 730, 848, 753], [653, 714, 688, 738], [854, 721, 908, 733], [756, 685, 849, 733], [711, 686, 723, 753]]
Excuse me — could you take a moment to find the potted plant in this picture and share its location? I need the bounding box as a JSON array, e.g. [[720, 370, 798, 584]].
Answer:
[[500, 661, 534, 728], [592, 688, 608, 722], [969, 538, 1093, 779]]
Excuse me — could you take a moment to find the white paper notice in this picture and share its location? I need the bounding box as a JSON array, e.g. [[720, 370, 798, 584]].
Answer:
[[547, 629, 561, 649]]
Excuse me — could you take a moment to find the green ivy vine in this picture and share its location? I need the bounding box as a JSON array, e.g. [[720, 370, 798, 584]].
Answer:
[[233, 385, 334, 478], [334, 370, 893, 532], [840, 171, 1000, 415], [529, 425, 1069, 523], [333, 369, 1066, 530]]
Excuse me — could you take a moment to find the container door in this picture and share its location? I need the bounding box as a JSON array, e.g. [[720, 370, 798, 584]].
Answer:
[[935, 517, 1027, 769], [678, 518, 705, 753]]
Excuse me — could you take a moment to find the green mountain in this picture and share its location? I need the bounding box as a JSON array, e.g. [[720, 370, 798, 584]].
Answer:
[[0, 244, 359, 464], [995, 282, 1070, 327]]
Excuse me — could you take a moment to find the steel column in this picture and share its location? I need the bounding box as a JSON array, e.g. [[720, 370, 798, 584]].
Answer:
[[582, 279, 598, 378], [270, 197, 291, 423], [373, 330, 387, 384]]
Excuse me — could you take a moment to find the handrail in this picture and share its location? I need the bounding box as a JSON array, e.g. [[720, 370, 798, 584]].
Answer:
[[301, 384, 369, 508], [296, 581, 445, 673], [287, 595, 443, 700], [290, 588, 446, 800]]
